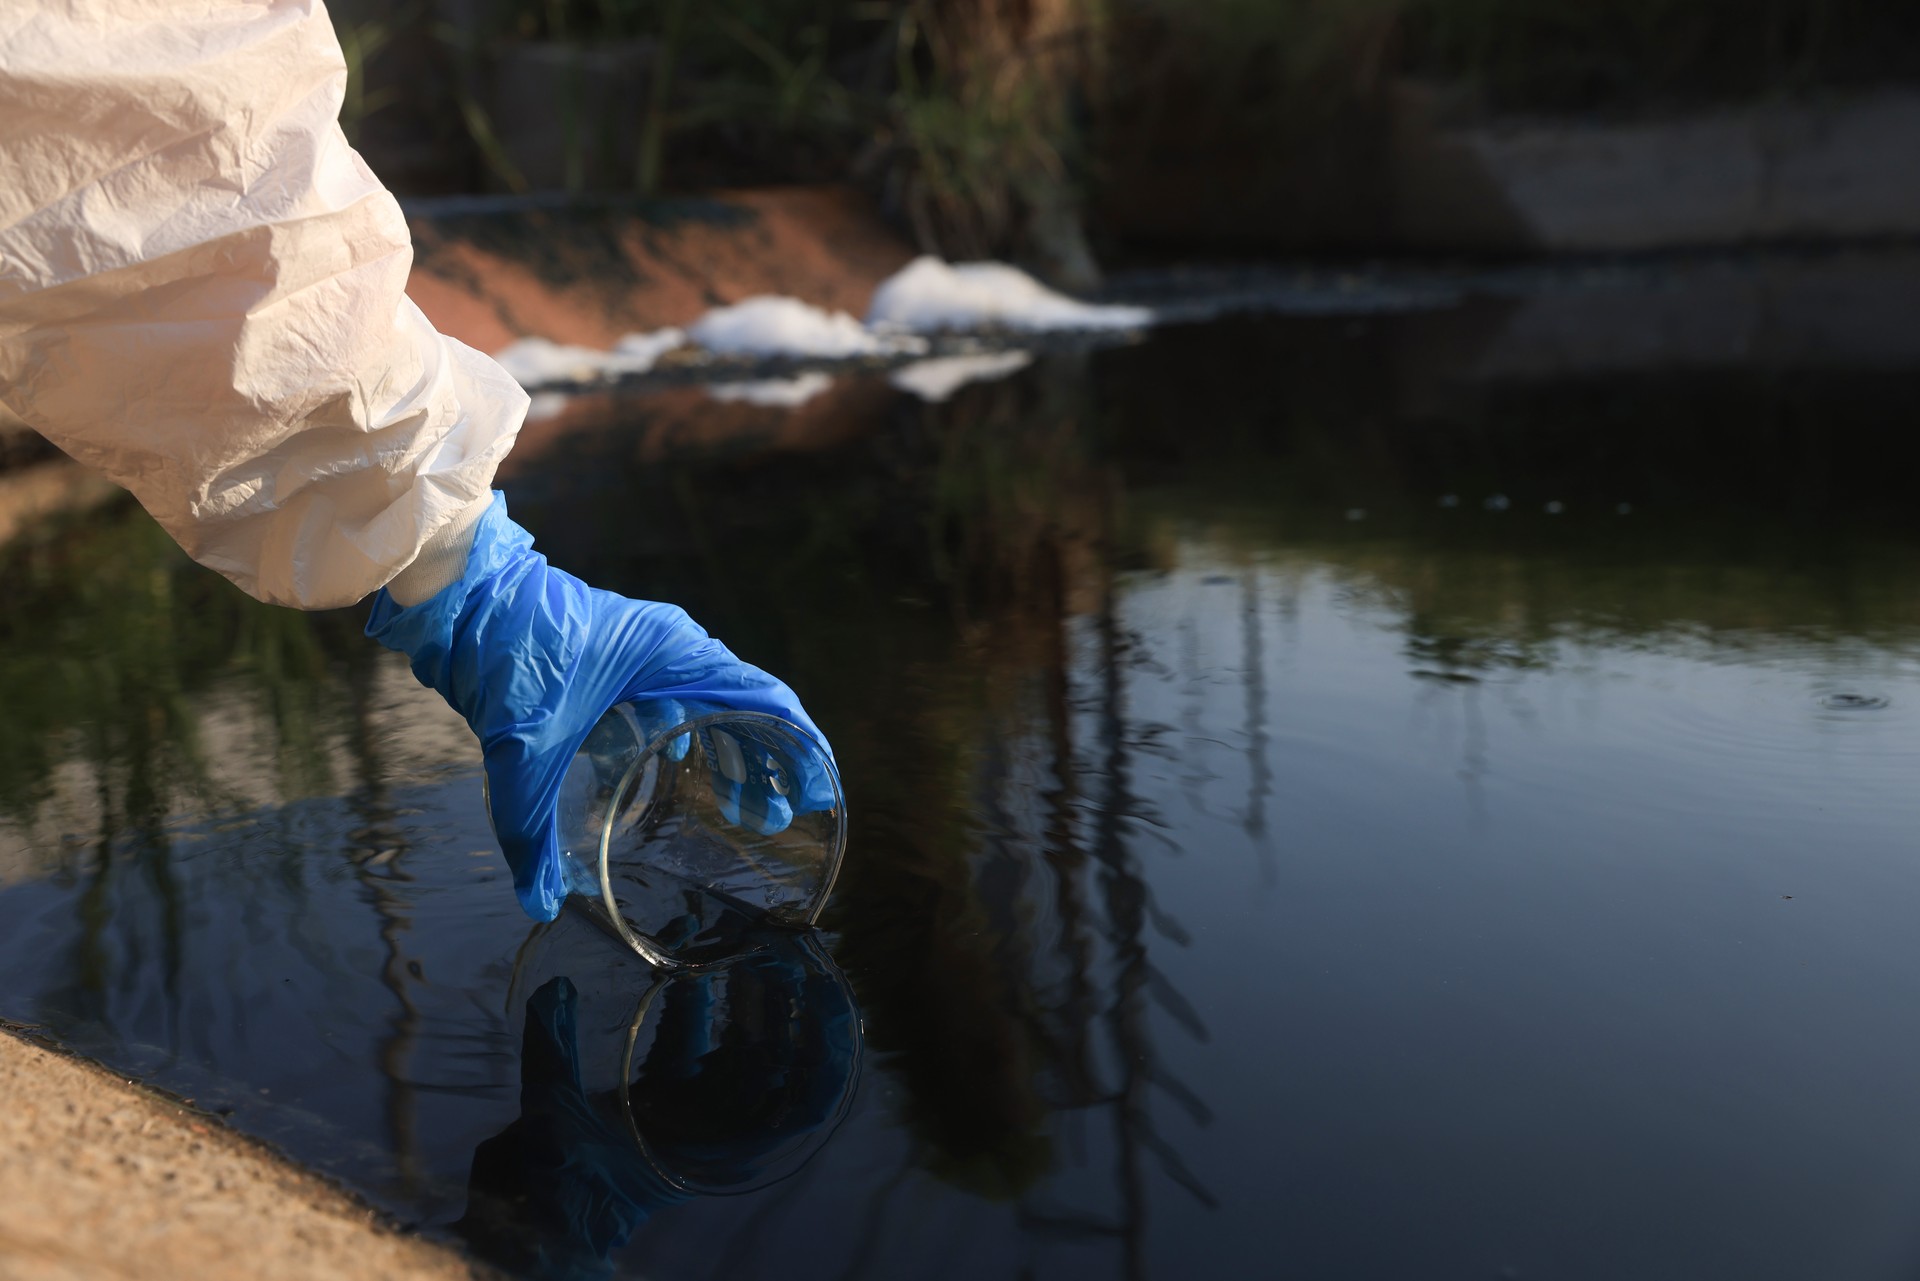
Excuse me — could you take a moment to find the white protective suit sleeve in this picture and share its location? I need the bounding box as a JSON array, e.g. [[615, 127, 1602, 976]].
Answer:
[[0, 0, 524, 609]]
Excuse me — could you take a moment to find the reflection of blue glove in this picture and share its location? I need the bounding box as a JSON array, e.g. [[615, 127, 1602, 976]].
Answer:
[[632, 946, 858, 1185], [458, 940, 860, 1280], [457, 977, 684, 1281], [366, 493, 833, 921]]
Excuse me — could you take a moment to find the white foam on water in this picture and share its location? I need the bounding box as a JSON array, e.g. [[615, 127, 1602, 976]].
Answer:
[[688, 297, 922, 359], [706, 372, 836, 408], [522, 391, 573, 423], [888, 350, 1034, 403], [611, 328, 689, 368], [493, 338, 611, 389], [496, 255, 1147, 395], [867, 256, 1154, 333], [494, 328, 686, 389]]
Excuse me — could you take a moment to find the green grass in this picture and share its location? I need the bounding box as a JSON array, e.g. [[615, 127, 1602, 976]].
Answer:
[[341, 0, 1920, 261]]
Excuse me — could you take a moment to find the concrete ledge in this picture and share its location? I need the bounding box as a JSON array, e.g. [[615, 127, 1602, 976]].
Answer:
[[1108, 82, 1920, 255], [0, 1030, 489, 1281], [1395, 88, 1920, 252]]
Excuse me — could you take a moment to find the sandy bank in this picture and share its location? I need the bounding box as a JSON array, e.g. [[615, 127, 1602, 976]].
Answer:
[[0, 1030, 488, 1281]]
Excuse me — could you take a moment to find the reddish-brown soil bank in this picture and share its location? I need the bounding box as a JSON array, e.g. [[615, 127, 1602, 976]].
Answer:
[[406, 186, 916, 354]]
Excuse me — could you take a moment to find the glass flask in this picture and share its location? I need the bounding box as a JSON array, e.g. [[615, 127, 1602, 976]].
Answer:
[[544, 699, 846, 967]]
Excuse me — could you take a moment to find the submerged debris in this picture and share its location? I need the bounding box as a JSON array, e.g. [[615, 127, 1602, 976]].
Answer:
[[1821, 692, 1890, 710]]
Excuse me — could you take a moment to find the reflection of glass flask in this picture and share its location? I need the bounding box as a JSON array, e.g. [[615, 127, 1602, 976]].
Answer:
[[619, 931, 861, 1194], [499, 698, 847, 967], [459, 931, 863, 1281]]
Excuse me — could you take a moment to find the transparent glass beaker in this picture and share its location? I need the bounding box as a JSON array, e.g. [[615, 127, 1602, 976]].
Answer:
[[548, 699, 846, 968]]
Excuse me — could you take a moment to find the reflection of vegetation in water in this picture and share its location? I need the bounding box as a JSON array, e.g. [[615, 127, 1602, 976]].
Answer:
[[0, 501, 345, 1017], [926, 351, 1111, 614], [521, 365, 1214, 1238], [1098, 322, 1920, 674], [836, 373, 1213, 1233], [527, 333, 1920, 1233], [0, 503, 448, 1179], [691, 376, 1106, 1197], [0, 502, 362, 847], [1276, 533, 1920, 676], [15, 309, 1918, 1251], [1168, 493, 1920, 682]]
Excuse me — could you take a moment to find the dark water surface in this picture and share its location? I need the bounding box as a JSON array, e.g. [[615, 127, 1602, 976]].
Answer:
[[6, 293, 1920, 1280]]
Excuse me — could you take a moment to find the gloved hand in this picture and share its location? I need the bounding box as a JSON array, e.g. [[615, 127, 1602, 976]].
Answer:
[[366, 493, 834, 921], [618, 698, 838, 838]]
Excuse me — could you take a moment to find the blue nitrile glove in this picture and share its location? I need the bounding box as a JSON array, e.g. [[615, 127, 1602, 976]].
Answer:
[[618, 700, 818, 835], [365, 493, 835, 922]]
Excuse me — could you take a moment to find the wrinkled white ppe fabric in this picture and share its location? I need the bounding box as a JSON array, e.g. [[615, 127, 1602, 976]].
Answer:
[[0, 0, 524, 608]]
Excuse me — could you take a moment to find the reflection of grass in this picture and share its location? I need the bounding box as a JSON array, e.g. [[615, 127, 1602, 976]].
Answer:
[[811, 389, 1090, 1194], [1089, 321, 1920, 664], [1121, 439, 1920, 678], [1154, 517, 1920, 685], [0, 503, 363, 840], [530, 372, 1112, 1198], [509, 342, 1920, 1208], [927, 359, 1106, 615]]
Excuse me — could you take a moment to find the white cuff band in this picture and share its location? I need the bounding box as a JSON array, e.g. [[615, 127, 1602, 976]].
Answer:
[[384, 495, 491, 606]]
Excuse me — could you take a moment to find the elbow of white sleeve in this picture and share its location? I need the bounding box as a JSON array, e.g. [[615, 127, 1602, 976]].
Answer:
[[0, 2, 527, 612]]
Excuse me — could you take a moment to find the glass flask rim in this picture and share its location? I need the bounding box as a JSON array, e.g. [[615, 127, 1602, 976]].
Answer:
[[599, 707, 846, 970]]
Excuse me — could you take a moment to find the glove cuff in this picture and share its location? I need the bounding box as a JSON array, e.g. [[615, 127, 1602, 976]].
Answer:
[[364, 491, 536, 707], [385, 494, 491, 606]]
